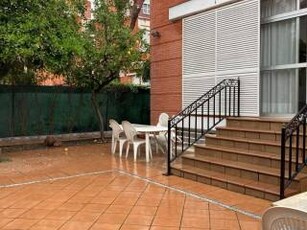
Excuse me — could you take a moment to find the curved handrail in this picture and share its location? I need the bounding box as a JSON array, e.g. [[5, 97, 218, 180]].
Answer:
[[169, 79, 240, 127], [166, 78, 240, 175], [280, 104, 307, 198]]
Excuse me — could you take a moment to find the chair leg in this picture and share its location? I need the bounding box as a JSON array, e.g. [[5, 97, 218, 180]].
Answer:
[[119, 140, 125, 157], [133, 144, 138, 162], [111, 136, 114, 154], [149, 143, 153, 159], [113, 141, 117, 154], [155, 142, 158, 154], [126, 143, 130, 158], [158, 144, 165, 154]]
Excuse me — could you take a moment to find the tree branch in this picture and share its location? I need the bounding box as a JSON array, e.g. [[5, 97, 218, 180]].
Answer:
[[129, 0, 145, 30]]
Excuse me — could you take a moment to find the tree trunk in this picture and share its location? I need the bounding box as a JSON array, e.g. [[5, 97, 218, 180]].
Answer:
[[130, 0, 145, 30], [91, 91, 106, 142]]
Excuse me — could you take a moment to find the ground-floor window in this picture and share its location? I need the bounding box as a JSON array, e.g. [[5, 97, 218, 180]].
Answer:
[[261, 0, 307, 115]]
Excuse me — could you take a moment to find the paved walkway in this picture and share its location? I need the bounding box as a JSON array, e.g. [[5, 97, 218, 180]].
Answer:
[[0, 144, 271, 229]]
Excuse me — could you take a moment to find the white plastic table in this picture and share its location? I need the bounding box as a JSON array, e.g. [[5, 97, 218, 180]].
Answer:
[[133, 124, 168, 162], [273, 192, 307, 213]]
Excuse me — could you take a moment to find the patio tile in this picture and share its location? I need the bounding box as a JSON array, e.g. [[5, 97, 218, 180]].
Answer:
[[105, 204, 133, 215], [70, 211, 101, 222], [89, 223, 121, 230], [136, 197, 162, 206], [181, 216, 210, 229], [183, 208, 209, 217], [237, 213, 261, 230], [30, 219, 67, 230], [0, 208, 27, 218], [10, 199, 41, 209], [151, 217, 181, 227], [121, 225, 150, 230], [150, 227, 178, 230], [59, 221, 92, 230], [113, 196, 139, 206], [45, 210, 77, 221], [125, 214, 154, 225], [239, 220, 261, 230], [58, 203, 85, 212], [209, 210, 237, 220], [0, 218, 14, 228], [96, 213, 128, 224], [130, 206, 157, 216], [2, 218, 38, 229], [20, 209, 51, 219], [0, 144, 268, 230], [90, 196, 116, 204], [33, 200, 64, 210], [0, 199, 20, 208], [210, 219, 241, 230], [155, 207, 183, 218], [82, 203, 108, 213], [184, 200, 209, 210]]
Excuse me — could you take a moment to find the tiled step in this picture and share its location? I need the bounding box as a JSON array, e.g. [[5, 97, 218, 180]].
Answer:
[[216, 126, 307, 144], [170, 116, 307, 201], [171, 162, 298, 201], [205, 134, 307, 155], [226, 117, 288, 131], [181, 153, 305, 189], [194, 144, 303, 170]]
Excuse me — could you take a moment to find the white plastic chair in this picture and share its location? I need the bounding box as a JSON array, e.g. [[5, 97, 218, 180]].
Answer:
[[154, 113, 169, 154], [157, 112, 169, 127], [109, 119, 127, 157], [122, 121, 152, 161], [155, 113, 182, 156], [262, 206, 307, 230]]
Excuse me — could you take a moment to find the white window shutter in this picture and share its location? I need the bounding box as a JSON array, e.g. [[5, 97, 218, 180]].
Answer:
[[182, 0, 260, 116]]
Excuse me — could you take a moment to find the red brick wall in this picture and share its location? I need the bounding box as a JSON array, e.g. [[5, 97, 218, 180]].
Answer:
[[150, 0, 187, 124]]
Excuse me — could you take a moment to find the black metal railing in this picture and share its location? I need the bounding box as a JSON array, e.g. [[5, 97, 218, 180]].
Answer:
[[280, 105, 307, 199], [165, 78, 240, 175]]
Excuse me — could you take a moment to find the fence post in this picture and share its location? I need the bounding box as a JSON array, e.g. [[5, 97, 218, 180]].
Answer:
[[280, 127, 286, 199]]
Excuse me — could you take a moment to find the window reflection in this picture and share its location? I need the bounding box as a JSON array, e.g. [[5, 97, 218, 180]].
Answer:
[[300, 16, 307, 63], [299, 68, 306, 110], [301, 0, 307, 9], [261, 0, 297, 18]]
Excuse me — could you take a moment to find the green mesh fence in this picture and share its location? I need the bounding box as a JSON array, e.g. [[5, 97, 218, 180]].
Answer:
[[0, 85, 150, 137]]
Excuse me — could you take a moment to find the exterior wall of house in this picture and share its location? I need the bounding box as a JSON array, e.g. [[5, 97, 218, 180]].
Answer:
[[153, 0, 307, 118], [150, 0, 187, 124]]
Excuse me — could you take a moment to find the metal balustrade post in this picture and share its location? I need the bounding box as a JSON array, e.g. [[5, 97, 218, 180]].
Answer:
[[289, 136, 293, 179], [233, 86, 236, 116], [296, 127, 300, 171], [229, 87, 231, 116], [280, 128, 286, 199], [303, 118, 306, 164], [237, 79, 240, 117], [165, 119, 171, 176]]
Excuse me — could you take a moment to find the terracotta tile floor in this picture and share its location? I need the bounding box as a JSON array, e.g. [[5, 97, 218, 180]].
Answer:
[[0, 143, 271, 229]]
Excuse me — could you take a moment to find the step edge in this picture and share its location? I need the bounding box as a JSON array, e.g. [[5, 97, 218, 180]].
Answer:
[[181, 154, 307, 180]]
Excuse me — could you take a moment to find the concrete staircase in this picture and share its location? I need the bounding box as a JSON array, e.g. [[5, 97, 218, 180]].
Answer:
[[171, 117, 307, 201]]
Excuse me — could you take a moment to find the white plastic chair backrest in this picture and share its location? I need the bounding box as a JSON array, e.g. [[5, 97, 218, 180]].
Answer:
[[262, 206, 307, 230], [122, 121, 137, 142], [109, 119, 123, 139], [158, 113, 169, 127]]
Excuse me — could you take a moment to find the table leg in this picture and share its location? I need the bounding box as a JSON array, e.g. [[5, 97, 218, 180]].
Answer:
[[146, 133, 150, 162]]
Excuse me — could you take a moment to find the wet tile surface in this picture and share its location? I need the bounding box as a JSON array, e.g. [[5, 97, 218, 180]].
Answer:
[[0, 144, 268, 229]]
